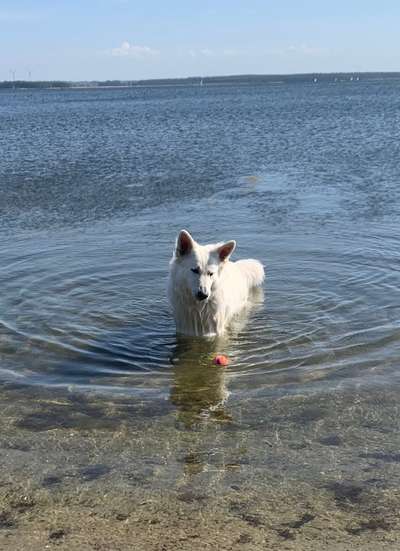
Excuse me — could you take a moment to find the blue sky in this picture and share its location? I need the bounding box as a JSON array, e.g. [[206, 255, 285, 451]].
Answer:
[[1, 0, 399, 81]]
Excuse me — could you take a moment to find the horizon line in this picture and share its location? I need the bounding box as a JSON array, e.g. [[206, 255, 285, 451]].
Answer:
[[1, 70, 400, 85]]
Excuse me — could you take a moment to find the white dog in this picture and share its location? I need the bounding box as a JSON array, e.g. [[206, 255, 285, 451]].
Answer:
[[168, 230, 265, 336]]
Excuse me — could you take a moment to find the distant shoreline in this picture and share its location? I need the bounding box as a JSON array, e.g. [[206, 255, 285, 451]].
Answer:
[[1, 71, 400, 90]]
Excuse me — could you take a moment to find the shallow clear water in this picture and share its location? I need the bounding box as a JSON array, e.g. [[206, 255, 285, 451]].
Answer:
[[1, 81, 400, 498]]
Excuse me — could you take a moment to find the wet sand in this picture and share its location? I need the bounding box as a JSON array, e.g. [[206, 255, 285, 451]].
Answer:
[[2, 485, 399, 551], [1, 383, 400, 550]]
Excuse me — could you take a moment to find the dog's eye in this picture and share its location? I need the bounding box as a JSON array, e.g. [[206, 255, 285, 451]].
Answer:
[[207, 272, 214, 277], [191, 267, 200, 274]]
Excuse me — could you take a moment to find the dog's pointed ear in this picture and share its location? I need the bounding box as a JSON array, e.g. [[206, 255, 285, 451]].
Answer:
[[176, 230, 194, 256], [217, 240, 236, 262]]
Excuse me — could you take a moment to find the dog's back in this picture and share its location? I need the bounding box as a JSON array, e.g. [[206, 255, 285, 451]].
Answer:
[[235, 259, 265, 288]]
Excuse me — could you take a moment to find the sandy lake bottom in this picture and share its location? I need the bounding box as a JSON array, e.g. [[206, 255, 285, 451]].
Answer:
[[1, 380, 400, 550]]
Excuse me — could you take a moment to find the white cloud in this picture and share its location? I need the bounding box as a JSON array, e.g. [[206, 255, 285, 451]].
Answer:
[[189, 48, 241, 58], [288, 44, 323, 55], [222, 48, 240, 57], [199, 48, 214, 57], [282, 44, 326, 56], [110, 41, 160, 59]]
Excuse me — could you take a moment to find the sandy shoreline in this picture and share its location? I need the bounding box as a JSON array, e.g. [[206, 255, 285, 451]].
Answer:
[[1, 383, 400, 550], [1, 479, 399, 550]]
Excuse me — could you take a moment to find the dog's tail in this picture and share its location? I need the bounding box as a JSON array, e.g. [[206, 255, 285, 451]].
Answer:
[[236, 259, 265, 288]]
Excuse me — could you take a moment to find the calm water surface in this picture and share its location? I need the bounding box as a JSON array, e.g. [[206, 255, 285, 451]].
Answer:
[[1, 81, 400, 495]]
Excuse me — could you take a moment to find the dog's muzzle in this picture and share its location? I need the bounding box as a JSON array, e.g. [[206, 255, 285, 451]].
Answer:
[[196, 291, 209, 301]]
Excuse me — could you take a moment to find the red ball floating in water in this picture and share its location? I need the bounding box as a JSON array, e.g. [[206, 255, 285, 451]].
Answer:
[[213, 354, 229, 366]]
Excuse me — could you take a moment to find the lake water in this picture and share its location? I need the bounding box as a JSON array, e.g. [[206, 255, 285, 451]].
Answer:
[[1, 80, 400, 548]]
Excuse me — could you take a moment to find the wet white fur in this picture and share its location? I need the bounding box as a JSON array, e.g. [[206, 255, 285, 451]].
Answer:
[[168, 230, 265, 336]]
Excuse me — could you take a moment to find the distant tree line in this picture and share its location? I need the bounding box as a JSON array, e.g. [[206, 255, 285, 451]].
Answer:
[[1, 73, 400, 90], [0, 80, 72, 89]]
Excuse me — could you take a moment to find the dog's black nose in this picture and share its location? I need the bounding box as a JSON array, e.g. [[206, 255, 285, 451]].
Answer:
[[196, 291, 208, 301]]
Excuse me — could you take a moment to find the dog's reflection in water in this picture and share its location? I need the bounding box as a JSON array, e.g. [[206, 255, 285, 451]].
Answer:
[[169, 288, 264, 429], [169, 335, 232, 428]]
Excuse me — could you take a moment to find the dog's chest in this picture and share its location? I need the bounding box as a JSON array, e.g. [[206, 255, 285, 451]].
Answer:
[[176, 298, 224, 336]]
